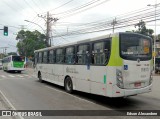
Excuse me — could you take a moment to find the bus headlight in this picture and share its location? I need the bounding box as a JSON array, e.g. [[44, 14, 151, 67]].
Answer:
[[116, 69, 124, 88]]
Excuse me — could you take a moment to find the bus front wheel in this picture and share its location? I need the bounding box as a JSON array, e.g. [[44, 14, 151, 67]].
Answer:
[[64, 77, 73, 93]]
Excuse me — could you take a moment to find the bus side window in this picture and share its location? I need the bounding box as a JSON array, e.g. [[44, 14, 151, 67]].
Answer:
[[105, 40, 111, 64], [49, 50, 55, 64], [47, 51, 49, 63], [38, 52, 42, 63], [56, 49, 64, 63], [43, 51, 48, 64], [92, 40, 111, 65], [34, 53, 38, 65], [65, 47, 75, 64], [77, 44, 89, 64]]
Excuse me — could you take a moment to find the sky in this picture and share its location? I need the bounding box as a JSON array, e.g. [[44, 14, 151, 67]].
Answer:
[[0, 0, 159, 54]]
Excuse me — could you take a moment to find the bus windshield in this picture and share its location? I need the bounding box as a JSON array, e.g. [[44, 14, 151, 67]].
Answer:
[[12, 56, 24, 62], [120, 33, 152, 61]]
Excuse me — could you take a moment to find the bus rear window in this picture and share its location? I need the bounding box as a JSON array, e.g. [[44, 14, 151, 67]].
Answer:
[[120, 34, 152, 61], [12, 56, 24, 62]]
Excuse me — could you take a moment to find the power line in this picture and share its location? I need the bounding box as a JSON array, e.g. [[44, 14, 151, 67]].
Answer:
[[53, 0, 102, 15], [52, 6, 160, 36], [58, 0, 111, 19], [23, 0, 38, 15], [1, 0, 27, 17], [52, 11, 160, 37], [31, 0, 42, 11], [51, 0, 110, 19], [48, 0, 75, 12]]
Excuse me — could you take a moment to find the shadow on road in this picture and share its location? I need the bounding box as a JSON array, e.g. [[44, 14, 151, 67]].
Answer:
[[38, 80, 145, 110], [2, 70, 24, 74]]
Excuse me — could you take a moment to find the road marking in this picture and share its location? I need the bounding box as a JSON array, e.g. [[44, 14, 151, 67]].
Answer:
[[0, 90, 24, 119], [16, 75, 24, 78], [1, 75, 6, 78], [8, 75, 15, 78], [23, 74, 29, 77], [45, 86, 96, 105]]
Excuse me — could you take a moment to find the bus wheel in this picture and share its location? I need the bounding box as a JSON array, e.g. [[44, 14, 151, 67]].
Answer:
[[17, 71, 21, 73], [64, 77, 73, 93], [38, 72, 43, 83]]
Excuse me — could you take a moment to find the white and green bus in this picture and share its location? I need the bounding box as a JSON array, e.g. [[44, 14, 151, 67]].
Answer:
[[2, 55, 25, 73], [34, 32, 153, 97]]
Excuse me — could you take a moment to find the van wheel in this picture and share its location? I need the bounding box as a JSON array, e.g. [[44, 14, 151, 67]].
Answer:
[[38, 72, 43, 83], [64, 77, 73, 93]]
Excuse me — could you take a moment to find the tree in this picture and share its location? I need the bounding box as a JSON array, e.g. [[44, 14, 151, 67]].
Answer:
[[16, 30, 46, 57], [134, 20, 154, 38]]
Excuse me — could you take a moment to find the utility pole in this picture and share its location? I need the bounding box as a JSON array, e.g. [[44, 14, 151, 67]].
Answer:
[[147, 0, 159, 73], [38, 12, 58, 47], [0, 47, 9, 58], [46, 12, 50, 47], [111, 18, 117, 33]]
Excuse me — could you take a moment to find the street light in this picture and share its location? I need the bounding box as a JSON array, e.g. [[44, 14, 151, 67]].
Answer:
[[24, 20, 46, 34], [147, 1, 159, 73]]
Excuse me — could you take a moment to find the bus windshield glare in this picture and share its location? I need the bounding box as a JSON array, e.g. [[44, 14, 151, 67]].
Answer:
[[120, 34, 152, 61]]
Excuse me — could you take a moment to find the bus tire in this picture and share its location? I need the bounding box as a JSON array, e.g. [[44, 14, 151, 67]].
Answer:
[[64, 77, 73, 93], [38, 72, 43, 83], [17, 71, 21, 73]]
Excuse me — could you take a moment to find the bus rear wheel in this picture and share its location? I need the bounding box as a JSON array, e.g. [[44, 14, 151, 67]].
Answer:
[[64, 77, 73, 93]]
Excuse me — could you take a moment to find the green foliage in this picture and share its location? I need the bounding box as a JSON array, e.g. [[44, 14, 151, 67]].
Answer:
[[16, 30, 46, 57], [134, 20, 154, 38]]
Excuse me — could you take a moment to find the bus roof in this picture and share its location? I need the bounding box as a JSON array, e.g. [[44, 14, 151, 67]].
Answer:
[[34, 32, 151, 53], [34, 32, 119, 53]]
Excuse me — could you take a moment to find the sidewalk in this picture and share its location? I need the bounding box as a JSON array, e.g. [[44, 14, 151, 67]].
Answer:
[[153, 72, 160, 76], [24, 67, 35, 76], [24, 67, 34, 74]]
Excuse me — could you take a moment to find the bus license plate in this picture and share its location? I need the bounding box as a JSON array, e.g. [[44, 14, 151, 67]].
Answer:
[[134, 82, 141, 87]]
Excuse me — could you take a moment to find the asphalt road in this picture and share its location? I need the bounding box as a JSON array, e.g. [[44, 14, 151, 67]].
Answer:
[[0, 69, 160, 119]]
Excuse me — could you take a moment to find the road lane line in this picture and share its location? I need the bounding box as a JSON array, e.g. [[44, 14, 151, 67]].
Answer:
[[1, 75, 6, 78], [23, 74, 29, 77], [16, 75, 24, 78], [0, 90, 24, 119], [8, 75, 15, 78], [45, 86, 96, 105]]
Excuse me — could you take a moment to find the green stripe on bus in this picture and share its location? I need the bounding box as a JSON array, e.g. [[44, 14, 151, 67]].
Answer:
[[104, 75, 106, 84], [108, 36, 123, 66], [13, 62, 24, 68]]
